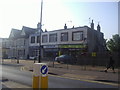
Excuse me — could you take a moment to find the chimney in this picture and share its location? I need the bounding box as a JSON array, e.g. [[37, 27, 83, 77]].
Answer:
[[97, 23, 101, 32], [45, 29, 47, 32], [91, 20, 94, 29], [64, 24, 67, 29], [37, 22, 40, 29], [72, 26, 74, 29]]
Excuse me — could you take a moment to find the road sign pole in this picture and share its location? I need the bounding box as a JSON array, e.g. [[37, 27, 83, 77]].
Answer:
[[32, 63, 48, 89]]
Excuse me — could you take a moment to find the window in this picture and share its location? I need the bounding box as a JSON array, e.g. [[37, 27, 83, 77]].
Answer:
[[24, 40, 25, 45], [61, 32, 68, 41], [37, 36, 40, 43], [49, 33, 57, 42], [72, 31, 83, 41], [31, 36, 35, 43], [42, 35, 48, 43], [23, 49, 25, 55]]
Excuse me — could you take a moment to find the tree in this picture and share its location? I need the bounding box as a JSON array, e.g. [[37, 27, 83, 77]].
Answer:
[[107, 34, 120, 52]]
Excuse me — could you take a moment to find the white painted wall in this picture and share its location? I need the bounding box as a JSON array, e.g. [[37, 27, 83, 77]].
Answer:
[[41, 27, 87, 46]]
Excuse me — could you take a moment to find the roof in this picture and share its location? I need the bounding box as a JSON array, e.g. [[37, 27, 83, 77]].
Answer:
[[21, 26, 37, 38], [42, 26, 90, 33], [9, 26, 37, 39], [9, 29, 21, 39]]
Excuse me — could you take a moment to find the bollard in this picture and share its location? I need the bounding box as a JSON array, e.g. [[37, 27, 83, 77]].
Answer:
[[39, 63, 48, 88], [32, 63, 48, 89], [32, 63, 40, 89], [17, 59, 19, 64]]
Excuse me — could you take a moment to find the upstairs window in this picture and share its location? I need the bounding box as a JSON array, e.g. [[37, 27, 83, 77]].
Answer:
[[61, 32, 68, 42], [24, 39, 25, 45], [42, 35, 48, 43], [31, 36, 35, 43], [49, 33, 57, 42], [72, 31, 83, 41], [37, 36, 40, 43]]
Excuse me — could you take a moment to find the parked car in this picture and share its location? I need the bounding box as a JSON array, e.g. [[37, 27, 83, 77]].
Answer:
[[55, 55, 76, 64], [11, 57, 17, 59], [29, 56, 37, 60]]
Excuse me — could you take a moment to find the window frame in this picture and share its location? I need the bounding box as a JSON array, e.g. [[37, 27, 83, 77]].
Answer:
[[42, 34, 48, 43], [72, 31, 83, 41], [37, 36, 40, 43], [61, 32, 68, 42], [31, 36, 35, 43], [49, 33, 57, 42]]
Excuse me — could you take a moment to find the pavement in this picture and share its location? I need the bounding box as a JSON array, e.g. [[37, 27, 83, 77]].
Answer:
[[1, 59, 119, 89], [2, 79, 31, 89]]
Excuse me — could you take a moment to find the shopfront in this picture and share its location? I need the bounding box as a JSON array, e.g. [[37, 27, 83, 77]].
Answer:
[[43, 44, 87, 59], [58, 44, 87, 57], [43, 45, 59, 58]]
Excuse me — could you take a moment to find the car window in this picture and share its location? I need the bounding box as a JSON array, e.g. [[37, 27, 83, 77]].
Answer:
[[59, 55, 65, 57]]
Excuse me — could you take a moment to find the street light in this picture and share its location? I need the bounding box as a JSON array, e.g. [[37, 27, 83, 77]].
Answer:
[[17, 50, 19, 64], [38, 0, 43, 63]]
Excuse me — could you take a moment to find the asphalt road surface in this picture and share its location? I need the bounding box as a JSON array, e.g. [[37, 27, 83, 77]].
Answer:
[[1, 63, 118, 88]]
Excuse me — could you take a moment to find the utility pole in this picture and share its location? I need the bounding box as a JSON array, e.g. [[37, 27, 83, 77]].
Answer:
[[38, 0, 43, 63]]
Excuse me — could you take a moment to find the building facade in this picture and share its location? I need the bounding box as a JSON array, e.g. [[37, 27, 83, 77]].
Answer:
[[1, 21, 105, 60], [29, 21, 105, 59], [8, 26, 37, 59], [0, 38, 2, 59], [41, 26, 87, 58], [29, 33, 40, 59], [0, 38, 10, 59]]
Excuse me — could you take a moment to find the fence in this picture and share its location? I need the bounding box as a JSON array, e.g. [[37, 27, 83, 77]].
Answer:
[[42, 52, 119, 67], [76, 52, 119, 67]]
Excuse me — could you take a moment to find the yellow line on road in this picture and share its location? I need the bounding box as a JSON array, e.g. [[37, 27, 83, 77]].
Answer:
[[49, 74, 118, 86]]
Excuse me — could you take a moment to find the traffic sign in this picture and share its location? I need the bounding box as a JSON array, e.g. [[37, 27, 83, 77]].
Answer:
[[40, 65, 48, 76]]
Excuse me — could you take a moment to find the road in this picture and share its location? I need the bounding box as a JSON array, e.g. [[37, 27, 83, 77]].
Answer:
[[1, 64, 118, 88]]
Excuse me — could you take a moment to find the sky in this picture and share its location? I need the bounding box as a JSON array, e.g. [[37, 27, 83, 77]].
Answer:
[[0, 0, 119, 40], [118, 1, 120, 35]]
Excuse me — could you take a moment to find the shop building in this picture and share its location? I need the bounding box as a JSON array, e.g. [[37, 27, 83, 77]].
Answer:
[[39, 21, 105, 59]]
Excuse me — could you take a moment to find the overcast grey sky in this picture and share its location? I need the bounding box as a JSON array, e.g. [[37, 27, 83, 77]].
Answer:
[[0, 0, 119, 40]]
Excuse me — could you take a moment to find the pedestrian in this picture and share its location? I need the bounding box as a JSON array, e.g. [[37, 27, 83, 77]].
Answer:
[[105, 54, 115, 73]]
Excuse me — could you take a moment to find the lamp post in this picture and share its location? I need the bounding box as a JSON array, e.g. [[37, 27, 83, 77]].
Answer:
[[83, 38, 87, 70], [38, 0, 43, 63], [17, 50, 19, 64]]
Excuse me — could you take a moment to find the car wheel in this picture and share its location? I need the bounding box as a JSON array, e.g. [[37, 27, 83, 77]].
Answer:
[[57, 61, 60, 63]]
